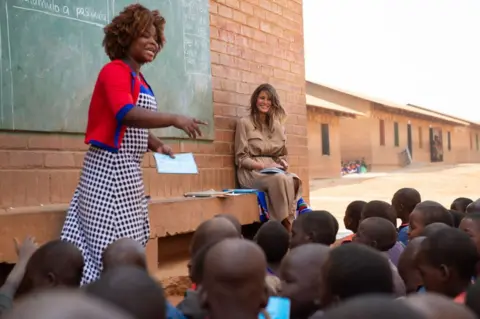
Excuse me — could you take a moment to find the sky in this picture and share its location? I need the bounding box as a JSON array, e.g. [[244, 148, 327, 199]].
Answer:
[[303, 0, 480, 122]]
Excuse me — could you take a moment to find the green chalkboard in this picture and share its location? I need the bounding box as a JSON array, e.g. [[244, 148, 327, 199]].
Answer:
[[0, 0, 213, 139]]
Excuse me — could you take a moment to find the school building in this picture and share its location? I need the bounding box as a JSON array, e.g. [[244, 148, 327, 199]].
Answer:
[[0, 0, 309, 271], [306, 80, 480, 173]]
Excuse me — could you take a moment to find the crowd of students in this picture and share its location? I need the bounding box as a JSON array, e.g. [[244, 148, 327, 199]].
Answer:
[[1, 192, 480, 319]]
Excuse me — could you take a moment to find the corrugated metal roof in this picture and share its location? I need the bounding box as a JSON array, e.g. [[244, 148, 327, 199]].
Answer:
[[307, 81, 470, 126], [306, 94, 365, 116]]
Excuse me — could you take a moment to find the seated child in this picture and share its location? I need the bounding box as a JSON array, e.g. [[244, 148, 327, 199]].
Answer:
[[449, 210, 466, 228], [397, 236, 426, 294], [214, 214, 242, 236], [177, 218, 240, 319], [405, 293, 477, 319], [312, 295, 426, 319], [3, 290, 134, 319], [254, 221, 290, 295], [15, 240, 84, 298], [340, 200, 367, 244], [459, 212, 480, 254], [466, 280, 480, 317], [102, 238, 147, 272], [466, 199, 480, 214], [391, 188, 421, 246], [451, 197, 473, 213], [200, 239, 268, 319], [353, 217, 406, 296], [279, 243, 330, 319], [361, 200, 404, 266], [421, 222, 451, 237], [415, 228, 478, 303], [319, 244, 395, 309], [84, 266, 167, 319], [408, 201, 454, 240], [290, 210, 338, 249]]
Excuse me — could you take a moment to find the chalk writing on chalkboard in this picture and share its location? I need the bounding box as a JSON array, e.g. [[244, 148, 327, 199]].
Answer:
[[13, 0, 109, 28], [182, 0, 210, 75]]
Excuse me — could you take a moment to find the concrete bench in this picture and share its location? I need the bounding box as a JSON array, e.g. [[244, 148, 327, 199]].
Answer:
[[0, 194, 259, 271]]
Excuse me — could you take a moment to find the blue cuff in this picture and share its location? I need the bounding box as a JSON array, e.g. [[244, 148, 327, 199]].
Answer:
[[115, 103, 135, 123]]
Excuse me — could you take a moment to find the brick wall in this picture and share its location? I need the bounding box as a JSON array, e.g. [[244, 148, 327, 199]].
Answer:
[[0, 0, 309, 210]]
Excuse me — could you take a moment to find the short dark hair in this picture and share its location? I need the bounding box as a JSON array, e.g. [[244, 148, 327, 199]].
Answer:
[[420, 222, 451, 237], [85, 266, 166, 319], [419, 228, 478, 282], [214, 214, 242, 235], [318, 295, 425, 319], [392, 188, 422, 213], [451, 197, 473, 213], [296, 210, 338, 246], [361, 200, 397, 225], [466, 280, 480, 318], [345, 201, 367, 232], [255, 221, 289, 263], [414, 201, 453, 227], [449, 210, 465, 228], [323, 244, 394, 301]]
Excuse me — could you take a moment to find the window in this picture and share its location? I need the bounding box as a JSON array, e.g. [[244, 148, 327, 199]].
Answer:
[[321, 124, 330, 156], [477, 134, 479, 151], [394, 122, 399, 147], [470, 133, 473, 150], [447, 131, 451, 151], [379, 120, 385, 146], [418, 127, 423, 148]]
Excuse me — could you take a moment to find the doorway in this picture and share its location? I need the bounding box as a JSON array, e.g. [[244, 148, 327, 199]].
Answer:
[[407, 123, 413, 158]]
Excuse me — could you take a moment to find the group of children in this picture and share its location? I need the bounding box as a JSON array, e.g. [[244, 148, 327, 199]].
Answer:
[[1, 193, 480, 318]]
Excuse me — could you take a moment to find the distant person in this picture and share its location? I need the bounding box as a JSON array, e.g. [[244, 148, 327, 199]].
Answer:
[[60, 3, 207, 285], [340, 200, 367, 244], [391, 188, 421, 246], [451, 197, 473, 213], [235, 83, 309, 231]]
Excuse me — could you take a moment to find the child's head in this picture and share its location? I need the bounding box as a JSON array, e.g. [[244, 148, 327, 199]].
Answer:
[[397, 236, 426, 294], [408, 201, 453, 240], [466, 199, 480, 214], [420, 222, 451, 237], [317, 295, 425, 319], [85, 266, 165, 319], [16, 240, 84, 298], [343, 200, 367, 233], [4, 290, 134, 319], [291, 210, 338, 248], [449, 209, 465, 228], [102, 238, 146, 273], [459, 212, 480, 254], [279, 243, 330, 319], [200, 238, 268, 319], [354, 217, 397, 252], [255, 220, 289, 266], [392, 188, 421, 222], [361, 200, 397, 226], [451, 197, 473, 213], [189, 217, 241, 283], [406, 293, 476, 319], [466, 280, 480, 318], [320, 243, 394, 308], [415, 228, 478, 298], [214, 213, 242, 236]]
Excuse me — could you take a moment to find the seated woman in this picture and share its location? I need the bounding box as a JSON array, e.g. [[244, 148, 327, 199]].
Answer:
[[234, 83, 306, 231]]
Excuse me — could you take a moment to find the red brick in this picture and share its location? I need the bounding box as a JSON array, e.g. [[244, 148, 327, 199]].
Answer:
[[7, 151, 44, 168], [44, 152, 76, 168], [239, 1, 254, 14], [0, 133, 28, 149], [232, 10, 247, 24], [225, 0, 240, 9], [218, 4, 233, 18]]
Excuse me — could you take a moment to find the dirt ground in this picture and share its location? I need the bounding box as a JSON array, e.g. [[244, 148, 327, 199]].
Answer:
[[160, 163, 480, 303]]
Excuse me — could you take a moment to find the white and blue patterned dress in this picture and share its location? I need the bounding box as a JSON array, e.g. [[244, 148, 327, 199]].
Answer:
[[61, 84, 156, 285]]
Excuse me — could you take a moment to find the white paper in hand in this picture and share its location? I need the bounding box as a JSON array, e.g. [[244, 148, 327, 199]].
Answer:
[[153, 153, 198, 174]]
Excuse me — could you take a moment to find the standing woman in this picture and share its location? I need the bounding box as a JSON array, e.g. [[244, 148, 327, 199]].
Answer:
[[235, 84, 304, 231], [61, 4, 206, 284]]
